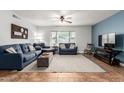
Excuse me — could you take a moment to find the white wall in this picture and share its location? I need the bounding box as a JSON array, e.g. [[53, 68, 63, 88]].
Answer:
[[0, 10, 37, 45], [37, 26, 92, 53], [0, 10, 91, 52]]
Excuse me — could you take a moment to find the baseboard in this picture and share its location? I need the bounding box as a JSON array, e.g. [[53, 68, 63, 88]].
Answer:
[[78, 51, 84, 54]]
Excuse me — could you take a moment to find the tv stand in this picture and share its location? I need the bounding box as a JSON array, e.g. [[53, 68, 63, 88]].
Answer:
[[94, 48, 121, 65]]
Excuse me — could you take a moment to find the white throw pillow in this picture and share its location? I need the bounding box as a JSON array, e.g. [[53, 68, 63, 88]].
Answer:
[[60, 44, 66, 49], [5, 47, 17, 53], [29, 45, 35, 51], [70, 44, 75, 49]]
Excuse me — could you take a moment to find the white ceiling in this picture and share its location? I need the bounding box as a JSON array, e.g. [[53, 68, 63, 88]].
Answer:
[[14, 10, 120, 26]]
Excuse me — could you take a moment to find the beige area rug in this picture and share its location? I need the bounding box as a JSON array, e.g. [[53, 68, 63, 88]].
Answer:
[[21, 54, 105, 72]]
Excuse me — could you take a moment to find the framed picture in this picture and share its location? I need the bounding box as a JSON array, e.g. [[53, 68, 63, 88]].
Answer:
[[11, 24, 28, 39]]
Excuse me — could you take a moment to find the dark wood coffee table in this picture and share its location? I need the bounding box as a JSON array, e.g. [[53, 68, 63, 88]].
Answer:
[[37, 52, 53, 67]]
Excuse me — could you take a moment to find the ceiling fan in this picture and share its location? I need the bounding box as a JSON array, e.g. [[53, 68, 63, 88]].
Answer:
[[54, 15, 72, 24]]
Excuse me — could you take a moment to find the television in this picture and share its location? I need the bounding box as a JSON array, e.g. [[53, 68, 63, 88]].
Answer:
[[98, 33, 116, 48]]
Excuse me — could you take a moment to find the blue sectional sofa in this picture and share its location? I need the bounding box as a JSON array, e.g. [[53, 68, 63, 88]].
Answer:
[[59, 43, 78, 55], [0, 43, 42, 71]]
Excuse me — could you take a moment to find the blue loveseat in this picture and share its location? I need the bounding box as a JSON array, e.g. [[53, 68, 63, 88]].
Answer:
[[59, 43, 78, 55], [0, 43, 42, 71]]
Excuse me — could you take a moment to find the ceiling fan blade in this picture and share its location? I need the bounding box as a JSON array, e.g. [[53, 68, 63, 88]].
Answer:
[[66, 17, 72, 19], [53, 17, 59, 19], [64, 20, 72, 23]]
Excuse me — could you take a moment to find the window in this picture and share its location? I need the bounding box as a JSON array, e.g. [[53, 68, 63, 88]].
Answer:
[[102, 34, 108, 46], [108, 33, 115, 43], [51, 32, 57, 46], [50, 31, 76, 46], [57, 32, 70, 43]]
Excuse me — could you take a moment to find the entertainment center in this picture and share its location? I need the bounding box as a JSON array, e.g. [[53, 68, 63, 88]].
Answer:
[[94, 33, 123, 65], [94, 48, 121, 65]]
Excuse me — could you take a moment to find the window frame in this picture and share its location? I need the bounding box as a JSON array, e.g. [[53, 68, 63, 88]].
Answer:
[[50, 31, 76, 46]]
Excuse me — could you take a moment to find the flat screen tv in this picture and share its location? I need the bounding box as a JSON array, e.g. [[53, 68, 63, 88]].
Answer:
[[98, 33, 116, 47]]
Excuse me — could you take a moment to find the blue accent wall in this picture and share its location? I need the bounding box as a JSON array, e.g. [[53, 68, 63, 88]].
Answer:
[[92, 11, 124, 48]]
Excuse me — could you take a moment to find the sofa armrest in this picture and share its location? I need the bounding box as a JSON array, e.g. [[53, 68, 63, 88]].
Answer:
[[0, 53, 23, 69], [34, 46, 42, 50], [75, 46, 78, 50]]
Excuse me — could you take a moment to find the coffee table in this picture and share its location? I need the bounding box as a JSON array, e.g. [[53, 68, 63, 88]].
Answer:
[[37, 52, 53, 67]]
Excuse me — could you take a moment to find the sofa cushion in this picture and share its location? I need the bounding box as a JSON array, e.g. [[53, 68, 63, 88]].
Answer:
[[59, 43, 76, 49], [70, 44, 75, 49], [28, 45, 36, 51], [35, 50, 41, 56], [60, 44, 66, 49], [12, 44, 23, 54], [20, 44, 30, 53], [23, 52, 36, 62]]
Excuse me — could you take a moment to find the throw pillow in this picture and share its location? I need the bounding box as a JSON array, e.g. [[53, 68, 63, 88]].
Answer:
[[70, 44, 75, 49], [5, 47, 17, 53], [60, 44, 66, 49], [29, 45, 35, 51]]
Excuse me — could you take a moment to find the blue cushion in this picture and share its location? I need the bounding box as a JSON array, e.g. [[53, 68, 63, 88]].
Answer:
[[20, 44, 30, 53], [35, 50, 41, 56], [23, 52, 36, 62], [11, 44, 23, 54]]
